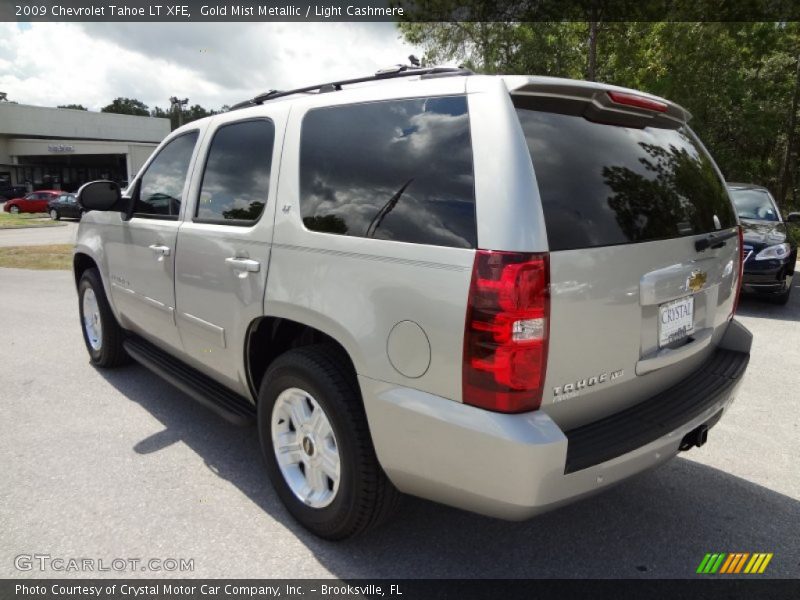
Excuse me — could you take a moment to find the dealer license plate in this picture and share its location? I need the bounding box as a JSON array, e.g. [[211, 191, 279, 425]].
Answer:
[[658, 295, 694, 348]]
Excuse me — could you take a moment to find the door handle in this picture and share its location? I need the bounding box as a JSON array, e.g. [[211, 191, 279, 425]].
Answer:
[[148, 244, 171, 258], [225, 257, 260, 272]]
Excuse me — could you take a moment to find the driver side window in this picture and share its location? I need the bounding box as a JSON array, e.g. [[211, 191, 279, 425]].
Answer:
[[135, 131, 199, 218]]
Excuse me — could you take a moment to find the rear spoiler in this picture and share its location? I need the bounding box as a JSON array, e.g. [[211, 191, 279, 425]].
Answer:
[[508, 79, 690, 129]]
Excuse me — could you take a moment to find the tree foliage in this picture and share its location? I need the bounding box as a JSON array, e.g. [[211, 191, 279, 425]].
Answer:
[[95, 98, 223, 131], [57, 104, 88, 110], [151, 103, 220, 130], [100, 97, 150, 116], [399, 20, 800, 208]]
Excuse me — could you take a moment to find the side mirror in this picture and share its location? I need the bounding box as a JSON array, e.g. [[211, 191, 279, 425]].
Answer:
[[786, 212, 800, 224], [77, 180, 122, 212]]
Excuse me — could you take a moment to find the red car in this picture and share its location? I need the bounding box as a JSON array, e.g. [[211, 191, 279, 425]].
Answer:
[[3, 190, 62, 214]]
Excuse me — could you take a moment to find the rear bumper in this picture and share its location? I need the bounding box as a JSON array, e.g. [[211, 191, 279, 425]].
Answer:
[[361, 319, 751, 520]]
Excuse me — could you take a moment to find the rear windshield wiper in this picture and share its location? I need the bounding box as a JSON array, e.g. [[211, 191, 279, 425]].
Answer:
[[695, 229, 738, 252]]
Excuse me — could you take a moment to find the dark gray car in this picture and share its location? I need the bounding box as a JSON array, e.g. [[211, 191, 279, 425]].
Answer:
[[48, 193, 83, 220], [728, 183, 799, 304]]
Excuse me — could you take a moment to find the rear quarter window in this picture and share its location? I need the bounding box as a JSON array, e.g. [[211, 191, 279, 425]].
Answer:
[[299, 96, 477, 249], [516, 108, 736, 251]]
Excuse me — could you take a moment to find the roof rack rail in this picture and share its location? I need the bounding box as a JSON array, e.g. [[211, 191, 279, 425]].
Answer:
[[229, 64, 473, 111]]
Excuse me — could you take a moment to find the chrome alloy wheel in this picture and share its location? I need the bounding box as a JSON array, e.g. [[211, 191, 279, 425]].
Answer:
[[271, 387, 340, 508], [82, 287, 103, 351], [50, 209, 58, 220]]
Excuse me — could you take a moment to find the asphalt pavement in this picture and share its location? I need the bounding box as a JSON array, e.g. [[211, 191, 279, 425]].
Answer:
[[0, 267, 798, 579]]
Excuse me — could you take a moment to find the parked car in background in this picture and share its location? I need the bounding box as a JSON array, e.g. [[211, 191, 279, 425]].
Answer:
[[728, 183, 799, 304], [48, 193, 83, 220], [0, 184, 27, 202], [3, 190, 62, 214]]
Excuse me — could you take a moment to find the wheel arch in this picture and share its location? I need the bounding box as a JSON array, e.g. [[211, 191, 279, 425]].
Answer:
[[73, 248, 122, 323], [73, 251, 99, 288], [244, 313, 361, 403]]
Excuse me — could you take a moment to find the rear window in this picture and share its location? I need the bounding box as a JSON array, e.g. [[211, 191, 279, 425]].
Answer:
[[516, 108, 736, 251]]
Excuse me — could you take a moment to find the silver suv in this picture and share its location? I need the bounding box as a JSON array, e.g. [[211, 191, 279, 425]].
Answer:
[[74, 66, 752, 539]]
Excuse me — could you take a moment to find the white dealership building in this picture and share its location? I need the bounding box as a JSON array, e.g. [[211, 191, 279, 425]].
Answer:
[[0, 103, 170, 192]]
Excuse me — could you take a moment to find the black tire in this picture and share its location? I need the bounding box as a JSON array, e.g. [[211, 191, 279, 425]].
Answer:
[[50, 209, 60, 221], [9, 205, 19, 214], [78, 268, 130, 367], [258, 345, 400, 540], [771, 287, 791, 305]]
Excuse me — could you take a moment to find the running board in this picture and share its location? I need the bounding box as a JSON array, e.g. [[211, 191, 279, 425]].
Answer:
[[123, 336, 256, 426]]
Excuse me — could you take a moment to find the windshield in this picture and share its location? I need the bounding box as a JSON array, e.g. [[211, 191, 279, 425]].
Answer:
[[729, 188, 779, 222]]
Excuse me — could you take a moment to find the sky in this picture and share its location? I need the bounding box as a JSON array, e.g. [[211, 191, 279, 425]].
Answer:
[[0, 22, 417, 111]]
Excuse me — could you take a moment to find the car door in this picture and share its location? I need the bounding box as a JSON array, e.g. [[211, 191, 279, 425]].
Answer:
[[104, 129, 203, 354], [21, 193, 41, 212], [61, 194, 79, 218], [34, 193, 50, 212], [174, 112, 285, 395], [64, 195, 81, 218]]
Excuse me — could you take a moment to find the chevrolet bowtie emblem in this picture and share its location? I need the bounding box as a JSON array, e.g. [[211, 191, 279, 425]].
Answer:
[[687, 270, 708, 293]]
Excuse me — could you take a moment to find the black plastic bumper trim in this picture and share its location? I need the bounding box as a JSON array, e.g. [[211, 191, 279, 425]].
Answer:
[[564, 348, 749, 474]]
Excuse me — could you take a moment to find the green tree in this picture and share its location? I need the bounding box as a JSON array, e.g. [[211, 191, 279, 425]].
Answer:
[[57, 104, 88, 110], [150, 103, 219, 130], [184, 104, 214, 123], [101, 97, 150, 116]]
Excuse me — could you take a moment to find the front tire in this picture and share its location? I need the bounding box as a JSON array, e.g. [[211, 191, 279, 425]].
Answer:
[[78, 268, 129, 367], [50, 209, 60, 220], [258, 346, 400, 540], [771, 286, 791, 305], [9, 205, 19, 214]]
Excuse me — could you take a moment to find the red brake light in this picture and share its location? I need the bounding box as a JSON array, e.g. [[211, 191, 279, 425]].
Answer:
[[607, 91, 668, 113], [463, 251, 550, 413], [731, 225, 744, 317]]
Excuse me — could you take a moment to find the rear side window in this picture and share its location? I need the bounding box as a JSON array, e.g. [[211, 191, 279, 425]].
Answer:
[[196, 119, 275, 224], [516, 108, 736, 251], [136, 131, 198, 218], [299, 96, 477, 248]]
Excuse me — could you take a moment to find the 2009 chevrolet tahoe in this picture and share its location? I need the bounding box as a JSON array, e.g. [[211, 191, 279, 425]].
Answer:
[[74, 65, 751, 540]]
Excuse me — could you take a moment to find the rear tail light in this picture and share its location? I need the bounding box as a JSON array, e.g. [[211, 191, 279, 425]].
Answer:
[[463, 251, 550, 413], [607, 90, 668, 113], [731, 225, 744, 317]]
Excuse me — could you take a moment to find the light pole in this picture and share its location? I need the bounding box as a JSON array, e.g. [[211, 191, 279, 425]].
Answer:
[[169, 96, 189, 127]]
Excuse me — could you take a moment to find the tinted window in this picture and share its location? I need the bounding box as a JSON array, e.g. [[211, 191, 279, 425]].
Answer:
[[300, 96, 476, 248], [135, 131, 198, 217], [729, 189, 778, 222], [516, 109, 736, 251], [196, 119, 275, 223]]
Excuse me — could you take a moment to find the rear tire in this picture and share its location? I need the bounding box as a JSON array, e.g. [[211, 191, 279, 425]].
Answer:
[[258, 345, 400, 540], [78, 268, 130, 367], [50, 209, 60, 221]]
